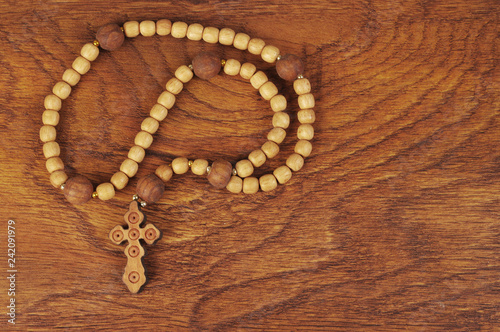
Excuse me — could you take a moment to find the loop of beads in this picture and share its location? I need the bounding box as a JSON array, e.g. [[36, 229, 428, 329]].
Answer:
[[40, 19, 315, 205]]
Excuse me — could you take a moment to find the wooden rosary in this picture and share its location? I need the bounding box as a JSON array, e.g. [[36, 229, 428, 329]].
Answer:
[[40, 20, 315, 293]]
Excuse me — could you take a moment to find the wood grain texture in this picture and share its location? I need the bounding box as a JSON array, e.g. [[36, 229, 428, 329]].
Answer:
[[0, 0, 499, 330]]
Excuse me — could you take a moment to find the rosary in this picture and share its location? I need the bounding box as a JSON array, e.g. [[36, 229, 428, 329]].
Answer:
[[40, 19, 315, 293]]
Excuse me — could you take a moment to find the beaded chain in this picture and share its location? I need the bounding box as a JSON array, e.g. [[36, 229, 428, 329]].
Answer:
[[40, 19, 316, 292]]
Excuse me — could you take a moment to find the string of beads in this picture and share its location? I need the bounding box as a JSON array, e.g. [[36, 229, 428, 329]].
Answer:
[[40, 20, 316, 205]]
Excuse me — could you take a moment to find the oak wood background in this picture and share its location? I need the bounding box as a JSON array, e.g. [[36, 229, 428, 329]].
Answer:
[[0, 0, 499, 330]]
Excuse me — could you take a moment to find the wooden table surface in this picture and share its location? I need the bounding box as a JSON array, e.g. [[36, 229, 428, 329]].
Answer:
[[0, 0, 498, 330]]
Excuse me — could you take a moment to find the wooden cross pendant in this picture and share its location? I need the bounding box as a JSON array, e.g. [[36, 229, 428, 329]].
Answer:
[[109, 200, 161, 293]]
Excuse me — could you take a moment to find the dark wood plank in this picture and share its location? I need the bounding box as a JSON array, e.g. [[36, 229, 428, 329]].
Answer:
[[0, 0, 498, 330]]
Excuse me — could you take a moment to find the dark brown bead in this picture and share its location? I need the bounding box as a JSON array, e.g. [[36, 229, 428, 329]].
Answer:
[[64, 175, 93, 205], [136, 174, 165, 204], [192, 52, 221, 80], [207, 160, 233, 189], [276, 54, 304, 81], [96, 24, 125, 51]]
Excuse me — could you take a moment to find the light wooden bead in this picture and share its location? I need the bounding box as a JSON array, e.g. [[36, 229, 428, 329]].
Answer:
[[150, 103, 168, 121], [298, 93, 315, 109], [297, 124, 314, 140], [248, 38, 266, 55], [261, 141, 279, 159], [270, 95, 287, 112], [134, 131, 153, 149], [233, 32, 250, 50], [272, 111, 290, 128], [50, 170, 68, 188], [81, 43, 99, 61], [155, 164, 173, 182], [243, 177, 259, 194], [45, 156, 64, 176], [62, 68, 80, 86], [157, 91, 176, 109], [44, 94, 61, 111], [171, 21, 188, 38], [239, 62, 257, 80], [219, 28, 235, 45], [191, 159, 209, 176], [250, 71, 268, 89], [52, 81, 71, 100], [274, 165, 292, 184], [136, 174, 165, 203], [295, 140, 313, 157], [166, 77, 183, 95], [259, 174, 278, 192], [111, 171, 129, 190], [43, 142, 60, 158], [140, 20, 156, 37], [235, 159, 254, 178], [207, 160, 233, 189], [298, 109, 316, 124], [156, 19, 172, 36], [187, 23, 204, 41], [286, 153, 304, 172], [128, 145, 145, 163], [267, 127, 286, 144], [202, 27, 219, 43], [172, 157, 189, 174], [175, 65, 194, 83], [223, 59, 241, 76], [226, 176, 243, 193], [248, 149, 266, 167], [261, 45, 280, 63], [123, 21, 140, 38], [45, 157, 64, 173], [42, 110, 60, 126], [141, 117, 159, 134], [96, 23, 125, 50], [72, 56, 91, 75], [120, 158, 139, 178], [294, 78, 311, 95], [259, 81, 278, 100], [40, 125, 56, 142], [96, 182, 115, 201], [63, 175, 93, 205]]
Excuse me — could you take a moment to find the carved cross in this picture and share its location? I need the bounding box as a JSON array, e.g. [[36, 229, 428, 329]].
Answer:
[[109, 200, 161, 293]]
